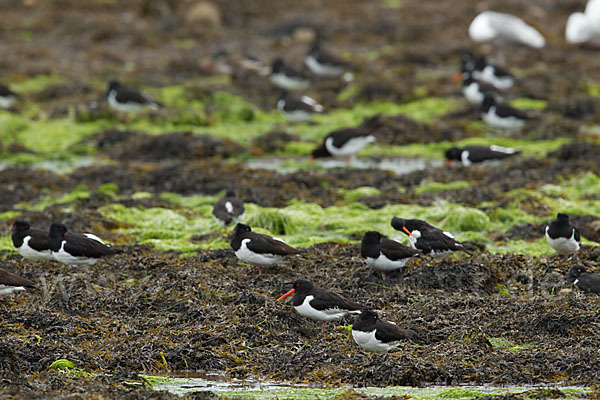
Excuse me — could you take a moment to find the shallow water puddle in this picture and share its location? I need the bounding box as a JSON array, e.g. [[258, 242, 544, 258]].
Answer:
[[246, 156, 440, 174], [146, 374, 589, 399]]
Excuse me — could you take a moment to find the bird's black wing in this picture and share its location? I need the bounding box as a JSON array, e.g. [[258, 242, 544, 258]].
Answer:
[[63, 234, 118, 258], [0, 268, 36, 288], [380, 238, 420, 260], [374, 320, 415, 343], [416, 231, 466, 253], [115, 87, 153, 105], [27, 229, 52, 252], [494, 103, 530, 120], [0, 84, 18, 97], [309, 287, 364, 312], [464, 146, 519, 163], [245, 233, 301, 256], [577, 274, 600, 294], [329, 128, 372, 148]]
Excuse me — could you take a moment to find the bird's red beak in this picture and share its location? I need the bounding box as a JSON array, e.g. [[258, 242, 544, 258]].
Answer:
[[402, 226, 414, 237], [277, 288, 295, 301], [445, 159, 451, 166], [451, 71, 462, 82], [309, 155, 315, 162]]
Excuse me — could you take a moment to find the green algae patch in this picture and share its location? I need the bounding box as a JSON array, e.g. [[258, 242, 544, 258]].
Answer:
[[509, 98, 548, 110], [438, 388, 485, 399], [363, 137, 570, 159], [441, 207, 490, 232], [15, 184, 91, 211], [49, 358, 95, 378], [339, 187, 382, 201], [487, 337, 536, 352], [0, 113, 108, 163], [10, 75, 66, 93], [414, 181, 470, 195]]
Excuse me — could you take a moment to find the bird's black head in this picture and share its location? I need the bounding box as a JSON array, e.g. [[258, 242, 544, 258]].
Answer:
[[357, 310, 378, 323], [271, 58, 284, 73], [362, 231, 383, 244], [481, 94, 496, 110], [311, 144, 331, 159], [309, 41, 321, 54], [567, 265, 587, 281], [556, 213, 570, 222], [445, 147, 462, 162], [233, 223, 251, 237], [224, 189, 236, 198], [107, 80, 121, 92], [12, 220, 30, 234], [290, 279, 313, 293], [49, 223, 68, 239]]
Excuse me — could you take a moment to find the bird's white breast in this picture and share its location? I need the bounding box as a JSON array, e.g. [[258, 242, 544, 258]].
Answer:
[[235, 238, 282, 266], [294, 295, 352, 322]]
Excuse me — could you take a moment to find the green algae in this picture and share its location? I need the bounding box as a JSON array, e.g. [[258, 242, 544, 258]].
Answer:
[[414, 181, 470, 195], [362, 137, 570, 159], [49, 358, 95, 378], [508, 98, 548, 110], [9, 75, 66, 93], [15, 184, 91, 211], [339, 187, 382, 201], [487, 338, 536, 352]]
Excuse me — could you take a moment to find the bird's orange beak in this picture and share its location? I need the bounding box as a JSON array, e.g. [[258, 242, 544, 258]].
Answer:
[[309, 155, 315, 162], [445, 159, 452, 166], [402, 226, 414, 237], [451, 71, 462, 82], [277, 288, 295, 301]]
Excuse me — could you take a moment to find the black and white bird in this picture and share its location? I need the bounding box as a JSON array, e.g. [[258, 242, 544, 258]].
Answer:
[[0, 268, 36, 298], [277, 92, 323, 122], [460, 73, 501, 105], [310, 127, 375, 163], [545, 213, 581, 255], [49, 223, 119, 266], [352, 310, 415, 352], [212, 190, 245, 227], [445, 145, 521, 166], [460, 52, 515, 90], [11, 220, 54, 261], [567, 265, 600, 294], [0, 84, 20, 109], [230, 223, 301, 275], [106, 80, 163, 113], [277, 279, 365, 333], [304, 42, 350, 78], [566, 0, 600, 46], [481, 94, 530, 130], [391, 217, 471, 257], [468, 11, 545, 48], [270, 59, 312, 91], [360, 231, 420, 280]]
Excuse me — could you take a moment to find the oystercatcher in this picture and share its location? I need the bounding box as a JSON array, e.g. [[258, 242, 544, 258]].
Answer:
[[212, 189, 245, 227], [11, 220, 53, 261], [545, 213, 580, 255], [567, 265, 600, 294], [230, 223, 301, 275], [352, 310, 415, 352], [49, 223, 119, 266], [106, 80, 163, 113], [310, 127, 375, 163], [304, 42, 349, 77], [566, 0, 600, 45], [459, 52, 515, 90], [277, 279, 364, 333], [360, 231, 420, 280], [391, 217, 470, 256], [445, 145, 521, 166], [0, 268, 36, 298], [277, 91, 323, 122], [460, 73, 500, 105], [0, 84, 19, 109], [270, 59, 312, 91], [468, 11, 545, 48], [481, 94, 530, 130]]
